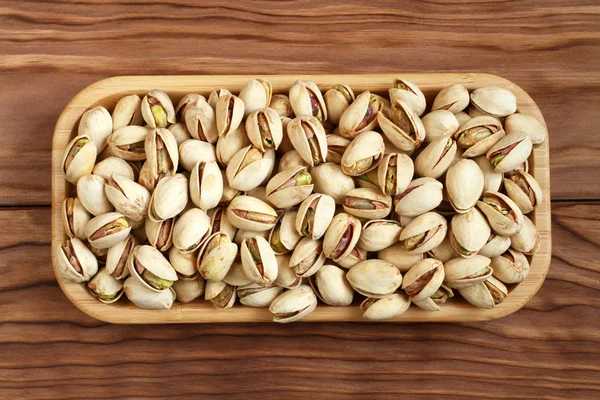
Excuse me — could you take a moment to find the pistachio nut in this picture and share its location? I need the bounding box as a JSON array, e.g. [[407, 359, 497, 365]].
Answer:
[[147, 174, 188, 222], [412, 284, 454, 311], [184, 102, 218, 144], [431, 84, 470, 114], [145, 217, 174, 251], [278, 149, 310, 172], [458, 276, 507, 309], [399, 212, 447, 254], [216, 93, 245, 137], [389, 79, 426, 116], [76, 174, 113, 216], [107, 126, 150, 161], [269, 211, 302, 255], [449, 207, 491, 258], [197, 232, 238, 282], [324, 84, 355, 125], [127, 244, 178, 292], [168, 122, 192, 146], [190, 160, 223, 211], [265, 166, 313, 209], [486, 131, 533, 173], [178, 139, 217, 172], [289, 80, 327, 121], [205, 280, 236, 309], [310, 162, 355, 205], [274, 254, 302, 288], [394, 177, 444, 217], [289, 237, 326, 277], [454, 112, 471, 126], [296, 193, 336, 239], [338, 91, 383, 138], [309, 264, 354, 306], [172, 275, 205, 304], [322, 213, 361, 261], [172, 208, 210, 254], [402, 258, 445, 302], [88, 267, 124, 304], [105, 235, 136, 280], [414, 136, 457, 179], [343, 188, 392, 220], [326, 134, 351, 165], [510, 215, 540, 255], [286, 115, 327, 167], [361, 292, 411, 321], [208, 89, 231, 109], [104, 174, 151, 222], [222, 259, 253, 286], [168, 246, 198, 279], [269, 284, 317, 323], [444, 255, 493, 289], [503, 171, 543, 214], [93, 156, 135, 182], [216, 124, 250, 166], [246, 108, 283, 151], [56, 237, 98, 283], [141, 89, 175, 128], [421, 110, 460, 143], [143, 128, 179, 180], [477, 191, 524, 236], [174, 93, 205, 122], [470, 86, 517, 117], [207, 206, 238, 244], [455, 116, 505, 158], [474, 155, 503, 193], [491, 248, 529, 284], [478, 233, 512, 258], [377, 243, 423, 272], [226, 195, 278, 231], [378, 100, 425, 152], [112, 94, 143, 130], [241, 234, 279, 286], [62, 197, 91, 240], [377, 153, 414, 196], [347, 259, 403, 298], [85, 212, 131, 249], [226, 145, 275, 191], [78, 106, 113, 154], [123, 276, 176, 310], [269, 94, 294, 118], [341, 130, 385, 176], [358, 219, 402, 252], [504, 113, 546, 145], [355, 169, 381, 191], [239, 79, 272, 117], [238, 283, 282, 307], [446, 159, 484, 213], [62, 135, 97, 184]]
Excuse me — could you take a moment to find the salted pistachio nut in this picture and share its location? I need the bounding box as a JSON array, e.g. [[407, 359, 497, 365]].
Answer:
[[510, 215, 540, 255], [178, 139, 217, 172], [204, 280, 236, 309], [196, 232, 238, 282], [358, 219, 402, 252], [449, 207, 491, 258], [399, 212, 448, 254], [477, 191, 524, 236], [336, 246, 367, 269], [421, 110, 460, 143], [347, 259, 402, 298], [93, 156, 135, 182], [413, 284, 454, 311], [503, 171, 543, 214], [172, 208, 210, 254], [238, 283, 282, 307], [106, 235, 136, 280], [471, 86, 517, 117], [246, 107, 283, 151], [446, 159, 484, 213], [184, 101, 218, 144], [77, 174, 113, 216], [326, 134, 351, 165], [377, 153, 414, 196], [127, 244, 178, 293], [474, 155, 503, 193], [147, 173, 188, 222], [491, 248, 530, 284], [104, 174, 151, 222], [394, 177, 443, 217], [141, 89, 175, 128], [273, 254, 302, 289], [294, 193, 335, 240], [62, 197, 91, 240], [310, 162, 355, 205], [108, 126, 150, 161], [486, 131, 533, 173], [226, 195, 278, 232], [286, 115, 328, 167], [87, 268, 124, 304], [504, 113, 546, 145], [389, 79, 426, 116], [458, 276, 507, 309], [168, 246, 198, 278], [266, 166, 314, 209], [455, 116, 505, 158], [338, 91, 382, 139], [145, 217, 174, 252], [239, 79, 272, 117], [478, 233, 512, 258], [414, 136, 457, 179], [361, 292, 410, 321], [226, 145, 275, 192], [401, 258, 445, 302], [123, 276, 176, 310], [444, 255, 493, 289], [174, 93, 204, 122], [78, 106, 112, 154], [62, 135, 97, 184], [431, 84, 470, 114], [288, 80, 327, 121], [378, 100, 425, 152], [240, 235, 278, 286], [377, 243, 423, 273], [324, 84, 355, 125], [269, 94, 294, 118], [112, 94, 143, 130], [309, 264, 354, 306], [341, 130, 385, 176], [343, 188, 392, 220], [190, 160, 223, 211], [269, 211, 302, 255], [322, 213, 361, 261], [216, 124, 250, 166], [57, 237, 98, 283], [269, 284, 317, 323], [85, 212, 131, 249], [216, 93, 245, 137], [172, 275, 205, 304], [208, 89, 231, 109], [289, 237, 326, 278]]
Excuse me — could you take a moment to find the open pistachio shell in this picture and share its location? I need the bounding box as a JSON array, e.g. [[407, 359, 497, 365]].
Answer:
[[421, 110, 460, 143], [431, 84, 470, 114], [449, 207, 491, 258], [172, 208, 210, 254], [311, 162, 355, 205], [78, 106, 113, 154], [124, 276, 176, 310], [413, 284, 454, 312], [414, 136, 457, 179], [208, 89, 231, 109], [455, 116, 505, 158], [57, 237, 98, 283], [127, 244, 178, 293], [274, 254, 302, 289], [478, 233, 511, 258], [287, 115, 328, 167], [326, 134, 351, 165], [197, 232, 238, 282], [377, 153, 414, 196], [216, 93, 245, 137], [240, 235, 278, 286], [226, 145, 275, 192], [147, 174, 188, 222], [239, 79, 272, 117], [347, 259, 403, 298], [141, 89, 175, 128], [62, 135, 97, 184], [238, 283, 282, 307], [477, 191, 524, 236], [458, 276, 507, 309], [106, 235, 136, 280], [104, 174, 150, 222], [339, 91, 382, 138], [503, 171, 543, 214], [269, 285, 317, 323], [296, 193, 336, 240], [378, 100, 425, 152], [145, 217, 174, 252], [77, 174, 113, 216], [62, 197, 91, 240], [269, 211, 303, 255], [324, 84, 354, 125], [93, 156, 135, 182], [226, 195, 278, 232], [269, 94, 294, 118], [504, 113, 546, 145], [470, 86, 517, 117], [343, 188, 392, 220], [336, 246, 367, 269], [491, 248, 530, 284], [107, 126, 149, 161], [510, 215, 540, 255], [266, 166, 314, 209], [358, 220, 402, 252], [178, 139, 217, 172], [309, 264, 354, 306], [322, 213, 361, 261], [474, 155, 503, 193], [389, 79, 426, 116], [168, 246, 198, 278], [175, 93, 205, 122], [446, 159, 484, 213], [172, 275, 205, 304], [361, 292, 410, 321], [246, 108, 283, 151], [85, 212, 131, 249], [184, 101, 218, 144], [399, 212, 447, 254], [402, 258, 445, 302], [190, 160, 223, 211], [112, 94, 143, 130], [486, 131, 533, 173], [205, 280, 236, 309], [341, 130, 385, 176], [394, 177, 443, 217], [88, 267, 124, 304], [289, 80, 327, 121], [289, 237, 326, 277], [377, 243, 423, 273], [444, 255, 493, 289]]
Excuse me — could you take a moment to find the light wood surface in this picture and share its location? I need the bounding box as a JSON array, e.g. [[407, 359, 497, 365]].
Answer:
[[52, 73, 551, 323]]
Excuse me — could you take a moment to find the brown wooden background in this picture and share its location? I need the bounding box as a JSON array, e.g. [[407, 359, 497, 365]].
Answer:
[[1, 1, 599, 398]]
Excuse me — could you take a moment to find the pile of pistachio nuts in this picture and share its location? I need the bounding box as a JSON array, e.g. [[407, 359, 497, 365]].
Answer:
[[57, 78, 546, 322]]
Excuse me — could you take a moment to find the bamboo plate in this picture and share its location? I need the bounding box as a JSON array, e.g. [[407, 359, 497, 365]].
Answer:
[[51, 74, 551, 323]]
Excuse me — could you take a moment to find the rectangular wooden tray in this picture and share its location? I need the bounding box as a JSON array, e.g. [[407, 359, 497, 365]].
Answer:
[[51, 73, 551, 323]]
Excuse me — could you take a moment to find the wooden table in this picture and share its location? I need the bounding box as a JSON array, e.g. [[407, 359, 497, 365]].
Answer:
[[1, 1, 598, 398]]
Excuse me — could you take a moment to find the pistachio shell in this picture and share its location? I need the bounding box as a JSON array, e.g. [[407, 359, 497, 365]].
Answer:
[[377, 243, 424, 273], [105, 235, 136, 280], [377, 153, 414, 195], [389, 79, 426, 116], [93, 157, 135, 182], [338, 91, 382, 138], [347, 259, 403, 298], [289, 80, 327, 121], [204, 280, 236, 309], [503, 171, 543, 214], [414, 136, 457, 179], [504, 113, 546, 145], [491, 248, 530, 284], [326, 134, 351, 164], [454, 112, 471, 126], [85, 212, 131, 249], [208, 89, 231, 109], [446, 159, 484, 213], [444, 255, 492, 289], [486, 131, 532, 173], [62, 135, 97, 184], [123, 277, 176, 310], [431, 84, 470, 114], [172, 208, 210, 254], [266, 166, 314, 209], [197, 232, 238, 282], [226, 195, 278, 232], [178, 139, 217, 172], [421, 110, 460, 143], [358, 220, 403, 252], [56, 238, 98, 283], [474, 155, 503, 193], [104, 174, 150, 222], [168, 123, 192, 147], [361, 292, 410, 321], [269, 94, 294, 118], [246, 107, 283, 151], [112, 94, 143, 130], [62, 197, 92, 240], [286, 115, 328, 167], [273, 254, 302, 288], [310, 162, 355, 205], [510, 215, 540, 255], [289, 237, 326, 277], [172, 276, 205, 303], [239, 79, 272, 117], [240, 235, 278, 286], [295, 193, 336, 240], [88, 267, 124, 304], [216, 94, 245, 137], [238, 283, 282, 307], [175, 93, 205, 122], [226, 146, 275, 191], [324, 84, 355, 125], [269, 211, 302, 255], [168, 246, 198, 278], [269, 285, 317, 323], [190, 160, 223, 211], [341, 130, 385, 176], [402, 258, 445, 302], [147, 174, 188, 222], [470, 86, 517, 117], [449, 207, 491, 258], [378, 100, 425, 152], [458, 276, 507, 309], [455, 116, 505, 158], [394, 177, 443, 217], [399, 212, 447, 254], [412, 284, 454, 312], [77, 174, 113, 216], [310, 264, 354, 306], [184, 101, 218, 144], [107, 126, 149, 161], [127, 244, 178, 293], [322, 213, 361, 261], [141, 89, 176, 128], [478, 232, 512, 258], [145, 217, 174, 252], [343, 188, 392, 220], [78, 106, 113, 153], [477, 191, 524, 236]]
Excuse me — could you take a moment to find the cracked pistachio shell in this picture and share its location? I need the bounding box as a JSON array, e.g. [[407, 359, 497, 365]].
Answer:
[[343, 188, 392, 220], [77, 174, 113, 216], [175, 93, 205, 122], [389, 79, 426, 116], [339, 91, 382, 138], [491, 248, 530, 284], [178, 139, 217, 172], [104, 174, 150, 222], [474, 156, 503, 193], [266, 166, 313, 209], [444, 255, 493, 289], [296, 193, 336, 240], [394, 177, 443, 217], [127, 245, 178, 293], [459, 276, 507, 309], [208, 207, 238, 242], [274, 254, 302, 289], [144, 128, 179, 179], [504, 113, 546, 145], [432, 84, 470, 114], [239, 79, 272, 117], [413, 283, 454, 311], [57, 237, 98, 283], [85, 212, 131, 249], [107, 126, 150, 161], [326, 134, 351, 165], [269, 94, 294, 118], [479, 233, 511, 258], [341, 130, 385, 176], [184, 101, 218, 144], [402, 258, 445, 302], [238, 283, 282, 307], [287, 115, 327, 167], [226, 145, 275, 191], [311, 163, 355, 205], [216, 93, 245, 137], [477, 191, 524, 236], [168, 245, 197, 278], [486, 131, 533, 173], [172, 208, 210, 254], [322, 213, 361, 261], [190, 160, 223, 211], [446, 159, 484, 213], [510, 215, 540, 255], [123, 276, 176, 310], [141, 89, 175, 128], [289, 80, 327, 121], [205, 280, 236, 309], [93, 157, 135, 182], [471, 86, 517, 117], [358, 220, 402, 252], [168, 122, 192, 146], [62, 135, 97, 184], [324, 84, 355, 125], [414, 136, 457, 179], [172, 275, 205, 304], [377, 153, 414, 196], [361, 292, 410, 321], [246, 108, 283, 151], [377, 243, 423, 273], [378, 100, 426, 152], [455, 116, 505, 158], [145, 217, 174, 252], [88, 267, 124, 304], [241, 235, 278, 285], [147, 174, 188, 222], [278, 149, 309, 172], [310, 264, 354, 306], [269, 285, 317, 323], [78, 106, 113, 154], [428, 236, 459, 263], [62, 197, 91, 240], [269, 211, 303, 255], [197, 232, 238, 282], [226, 195, 278, 232], [289, 237, 326, 277], [208, 89, 231, 109], [399, 212, 448, 254], [112, 94, 143, 130], [503, 171, 543, 214], [455, 112, 471, 126], [222, 259, 252, 286], [216, 124, 250, 166], [336, 246, 367, 269], [449, 207, 491, 258], [422, 110, 460, 143], [347, 259, 403, 298]]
